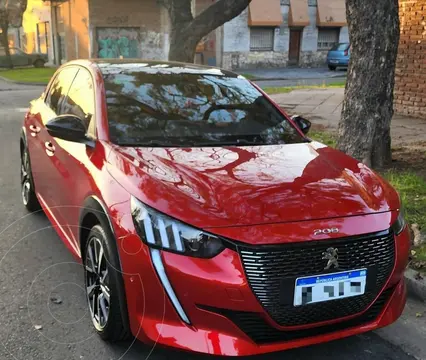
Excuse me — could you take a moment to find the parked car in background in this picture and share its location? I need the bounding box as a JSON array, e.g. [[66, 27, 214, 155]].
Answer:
[[0, 47, 48, 68], [327, 42, 350, 70], [20, 59, 409, 356]]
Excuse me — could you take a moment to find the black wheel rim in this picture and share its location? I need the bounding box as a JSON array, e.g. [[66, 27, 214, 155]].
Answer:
[[21, 150, 31, 206], [85, 237, 110, 330]]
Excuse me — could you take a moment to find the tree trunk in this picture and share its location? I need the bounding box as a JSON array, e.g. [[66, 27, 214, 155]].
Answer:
[[0, 13, 13, 69], [337, 0, 399, 168], [160, 0, 251, 62], [169, 29, 198, 63]]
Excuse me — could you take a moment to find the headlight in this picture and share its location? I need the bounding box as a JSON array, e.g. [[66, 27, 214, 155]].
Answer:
[[391, 211, 406, 235], [131, 196, 225, 258]]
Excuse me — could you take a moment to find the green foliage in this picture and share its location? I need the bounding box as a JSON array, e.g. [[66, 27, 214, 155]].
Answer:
[[240, 73, 258, 80], [309, 130, 337, 147], [383, 171, 426, 230], [264, 81, 346, 95], [415, 244, 426, 262], [0, 67, 56, 84]]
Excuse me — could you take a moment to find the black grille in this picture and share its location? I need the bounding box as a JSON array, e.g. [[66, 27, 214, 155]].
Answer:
[[199, 286, 394, 344], [238, 230, 395, 327]]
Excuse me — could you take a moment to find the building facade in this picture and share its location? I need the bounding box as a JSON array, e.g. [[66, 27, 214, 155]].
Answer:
[[15, 0, 348, 70], [220, 0, 349, 69], [48, 0, 169, 65], [394, 0, 426, 119], [8, 0, 54, 64]]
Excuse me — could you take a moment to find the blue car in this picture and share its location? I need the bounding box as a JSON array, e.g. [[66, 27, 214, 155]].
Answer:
[[327, 43, 350, 70]]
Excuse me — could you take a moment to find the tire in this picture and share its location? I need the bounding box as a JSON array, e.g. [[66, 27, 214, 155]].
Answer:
[[328, 65, 337, 71], [33, 59, 45, 68], [21, 145, 41, 212], [84, 224, 130, 342]]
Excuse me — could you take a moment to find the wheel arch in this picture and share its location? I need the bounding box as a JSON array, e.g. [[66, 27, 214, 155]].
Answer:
[[79, 196, 114, 257], [79, 195, 131, 334], [20, 127, 27, 155]]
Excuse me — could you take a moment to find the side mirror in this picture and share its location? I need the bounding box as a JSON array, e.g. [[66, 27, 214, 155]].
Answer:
[[291, 115, 311, 135], [46, 114, 93, 145]]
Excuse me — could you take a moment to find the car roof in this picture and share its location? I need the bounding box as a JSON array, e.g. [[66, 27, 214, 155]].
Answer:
[[66, 59, 240, 78]]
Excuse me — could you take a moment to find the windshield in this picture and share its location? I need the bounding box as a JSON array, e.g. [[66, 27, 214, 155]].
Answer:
[[102, 67, 305, 147]]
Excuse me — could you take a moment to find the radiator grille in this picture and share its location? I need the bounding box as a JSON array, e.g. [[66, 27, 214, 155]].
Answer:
[[238, 230, 395, 326]]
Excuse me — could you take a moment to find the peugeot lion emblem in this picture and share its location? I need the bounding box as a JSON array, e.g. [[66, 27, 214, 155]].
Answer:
[[322, 247, 339, 270]]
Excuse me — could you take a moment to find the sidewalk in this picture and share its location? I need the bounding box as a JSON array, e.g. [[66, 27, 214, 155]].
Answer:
[[270, 88, 426, 145], [238, 67, 347, 81]]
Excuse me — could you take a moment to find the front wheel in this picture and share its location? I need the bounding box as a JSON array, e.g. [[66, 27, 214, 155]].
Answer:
[[33, 59, 45, 68], [328, 65, 337, 71], [84, 224, 129, 342], [21, 146, 40, 212]]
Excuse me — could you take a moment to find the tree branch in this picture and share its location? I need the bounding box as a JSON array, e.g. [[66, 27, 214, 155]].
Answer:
[[188, 0, 251, 40]]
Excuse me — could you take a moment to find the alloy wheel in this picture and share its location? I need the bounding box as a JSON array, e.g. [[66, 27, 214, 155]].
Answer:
[[85, 237, 111, 330]]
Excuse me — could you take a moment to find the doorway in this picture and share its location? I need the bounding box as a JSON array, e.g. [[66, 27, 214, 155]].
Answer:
[[289, 29, 302, 66]]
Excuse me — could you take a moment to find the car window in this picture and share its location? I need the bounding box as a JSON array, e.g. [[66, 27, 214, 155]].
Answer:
[[62, 68, 96, 135], [45, 67, 79, 116], [9, 48, 23, 55], [102, 69, 305, 147], [331, 43, 349, 51]]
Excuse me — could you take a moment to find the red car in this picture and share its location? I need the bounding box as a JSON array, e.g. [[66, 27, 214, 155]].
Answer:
[[20, 60, 410, 356]]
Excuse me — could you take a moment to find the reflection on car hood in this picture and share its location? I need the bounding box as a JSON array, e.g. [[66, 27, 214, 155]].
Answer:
[[106, 142, 399, 229]]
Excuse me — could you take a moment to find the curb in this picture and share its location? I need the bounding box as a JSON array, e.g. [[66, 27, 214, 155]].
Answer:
[[0, 76, 47, 86], [404, 268, 426, 301]]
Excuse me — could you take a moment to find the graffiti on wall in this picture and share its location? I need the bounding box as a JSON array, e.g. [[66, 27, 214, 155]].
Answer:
[[97, 27, 141, 59]]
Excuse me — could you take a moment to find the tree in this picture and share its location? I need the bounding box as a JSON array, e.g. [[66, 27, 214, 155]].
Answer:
[[0, 0, 27, 69], [158, 0, 252, 62], [337, 0, 400, 168]]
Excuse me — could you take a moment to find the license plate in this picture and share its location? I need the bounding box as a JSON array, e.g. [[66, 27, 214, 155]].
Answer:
[[329, 60, 339, 63], [293, 269, 367, 306]]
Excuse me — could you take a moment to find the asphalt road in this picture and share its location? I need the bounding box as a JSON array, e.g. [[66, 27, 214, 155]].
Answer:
[[0, 82, 423, 360]]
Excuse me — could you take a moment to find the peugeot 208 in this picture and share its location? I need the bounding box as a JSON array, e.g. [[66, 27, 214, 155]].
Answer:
[[20, 60, 410, 356]]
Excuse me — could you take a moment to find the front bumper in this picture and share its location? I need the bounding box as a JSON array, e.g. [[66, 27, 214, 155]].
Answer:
[[115, 211, 410, 356]]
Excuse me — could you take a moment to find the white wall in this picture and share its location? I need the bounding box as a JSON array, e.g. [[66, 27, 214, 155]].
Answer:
[[223, 8, 250, 52], [274, 5, 290, 52], [301, 5, 318, 52], [339, 26, 349, 43]]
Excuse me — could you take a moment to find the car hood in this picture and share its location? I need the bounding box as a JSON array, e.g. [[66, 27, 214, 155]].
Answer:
[[106, 142, 399, 229]]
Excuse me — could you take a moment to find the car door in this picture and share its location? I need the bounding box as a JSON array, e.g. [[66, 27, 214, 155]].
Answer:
[[27, 66, 79, 217], [47, 67, 97, 247], [10, 48, 29, 67]]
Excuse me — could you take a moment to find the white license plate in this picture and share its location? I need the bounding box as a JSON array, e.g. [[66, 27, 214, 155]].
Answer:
[[329, 60, 339, 63], [293, 269, 367, 306]]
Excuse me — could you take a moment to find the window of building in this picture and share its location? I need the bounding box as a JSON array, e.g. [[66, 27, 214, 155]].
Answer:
[[37, 22, 50, 55], [250, 28, 275, 51], [317, 28, 340, 50]]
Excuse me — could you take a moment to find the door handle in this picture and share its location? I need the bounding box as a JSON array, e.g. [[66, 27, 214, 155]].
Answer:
[[29, 125, 41, 134], [45, 141, 55, 155]]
